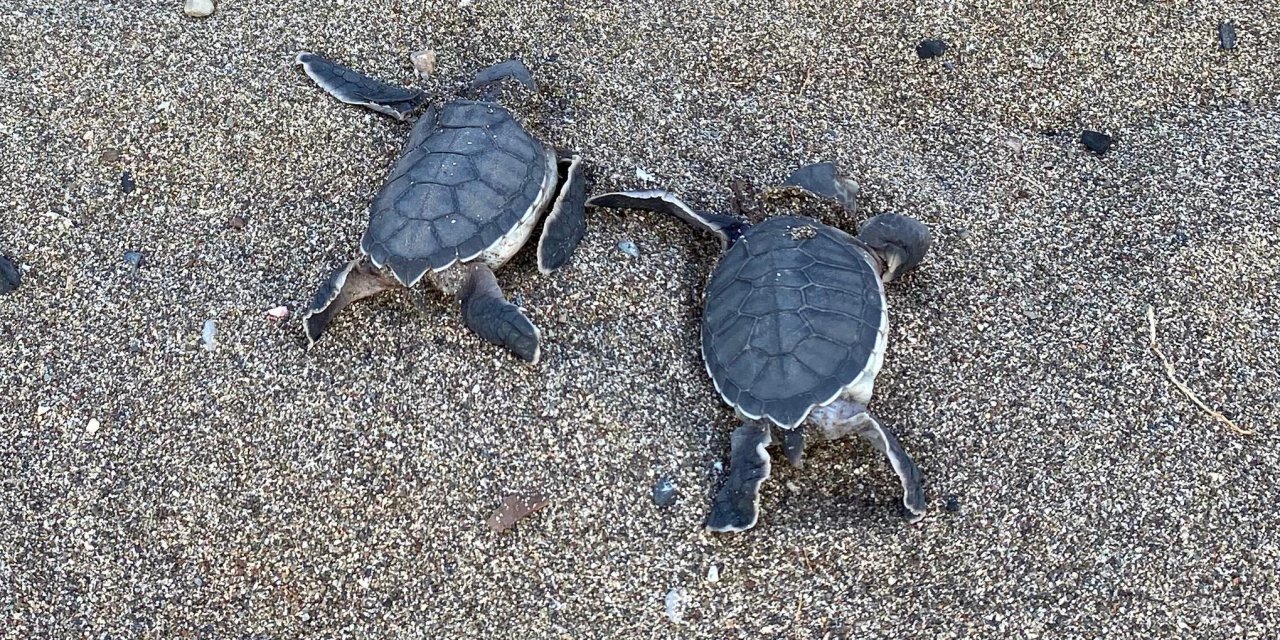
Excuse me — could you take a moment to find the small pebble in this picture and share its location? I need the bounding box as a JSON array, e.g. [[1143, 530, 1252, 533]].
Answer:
[[664, 588, 688, 624], [705, 564, 720, 583], [944, 496, 962, 513], [411, 49, 437, 77], [201, 319, 218, 351], [0, 255, 20, 294], [635, 167, 656, 182], [225, 215, 247, 230], [617, 240, 640, 258], [86, 418, 100, 434], [1173, 230, 1190, 246], [265, 306, 290, 320], [1218, 22, 1237, 50], [183, 0, 215, 18], [652, 478, 677, 507], [1080, 130, 1113, 154], [120, 170, 135, 194], [99, 149, 120, 163], [916, 39, 947, 59], [124, 251, 145, 268]]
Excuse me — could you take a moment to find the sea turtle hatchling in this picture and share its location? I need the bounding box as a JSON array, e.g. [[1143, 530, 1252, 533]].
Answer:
[[295, 52, 589, 363], [588, 163, 932, 532]]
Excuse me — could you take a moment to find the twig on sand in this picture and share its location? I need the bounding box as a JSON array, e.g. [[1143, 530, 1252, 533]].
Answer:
[[797, 67, 812, 96], [1146, 305, 1252, 436], [790, 596, 804, 636]]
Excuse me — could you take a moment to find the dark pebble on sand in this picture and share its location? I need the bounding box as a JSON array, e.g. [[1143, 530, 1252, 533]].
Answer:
[[944, 496, 962, 513], [0, 255, 21, 294], [917, 39, 947, 59], [1218, 22, 1237, 50], [124, 251, 145, 268], [226, 215, 247, 230], [1080, 130, 1113, 154], [652, 478, 677, 507], [120, 170, 135, 194]]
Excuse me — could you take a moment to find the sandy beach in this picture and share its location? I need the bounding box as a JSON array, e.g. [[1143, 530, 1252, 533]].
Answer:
[[1, 0, 1277, 637]]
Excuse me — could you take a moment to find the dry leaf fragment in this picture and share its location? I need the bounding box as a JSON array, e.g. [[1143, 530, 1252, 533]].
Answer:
[[486, 492, 549, 532]]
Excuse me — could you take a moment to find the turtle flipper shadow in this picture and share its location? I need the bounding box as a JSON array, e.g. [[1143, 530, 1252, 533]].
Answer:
[[295, 52, 428, 120], [459, 264, 541, 364], [537, 154, 588, 274], [706, 422, 773, 533], [302, 258, 399, 348]]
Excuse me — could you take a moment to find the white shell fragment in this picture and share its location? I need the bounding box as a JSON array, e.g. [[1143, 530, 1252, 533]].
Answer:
[[706, 564, 720, 583], [201, 319, 218, 350], [617, 240, 640, 258], [664, 587, 688, 624], [265, 305, 290, 320], [87, 418, 100, 434], [411, 49, 437, 77], [183, 0, 215, 18], [635, 167, 657, 182]]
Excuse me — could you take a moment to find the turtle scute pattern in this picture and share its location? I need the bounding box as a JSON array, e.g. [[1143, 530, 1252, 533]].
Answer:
[[701, 216, 883, 428], [360, 100, 549, 286]]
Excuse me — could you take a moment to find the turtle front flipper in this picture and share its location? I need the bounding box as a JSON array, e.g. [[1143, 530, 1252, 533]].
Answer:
[[469, 59, 538, 96], [295, 52, 428, 121], [779, 162, 860, 213], [587, 190, 748, 250], [302, 258, 399, 348], [706, 421, 773, 533], [458, 263, 541, 364], [537, 153, 588, 274]]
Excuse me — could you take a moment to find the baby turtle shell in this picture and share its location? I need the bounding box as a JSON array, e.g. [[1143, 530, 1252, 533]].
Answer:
[[361, 100, 554, 287], [701, 216, 886, 429]]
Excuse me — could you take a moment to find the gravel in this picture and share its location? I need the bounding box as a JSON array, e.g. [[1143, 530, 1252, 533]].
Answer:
[[1, 0, 1278, 637]]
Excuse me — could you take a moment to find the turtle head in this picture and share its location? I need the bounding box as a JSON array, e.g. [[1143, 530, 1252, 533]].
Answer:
[[857, 213, 931, 283]]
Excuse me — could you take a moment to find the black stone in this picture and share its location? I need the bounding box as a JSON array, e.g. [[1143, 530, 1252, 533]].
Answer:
[[1173, 230, 1190, 246], [944, 496, 961, 513], [1080, 130, 1113, 154], [652, 478, 677, 507], [917, 39, 947, 59], [1218, 22, 1238, 50], [0, 255, 20, 294], [120, 170, 135, 194]]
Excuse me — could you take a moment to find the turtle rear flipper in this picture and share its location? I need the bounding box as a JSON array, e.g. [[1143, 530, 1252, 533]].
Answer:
[[296, 52, 427, 120], [537, 154, 588, 274], [812, 401, 927, 522], [459, 263, 541, 364], [587, 190, 748, 249], [706, 422, 773, 533], [302, 258, 398, 348]]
